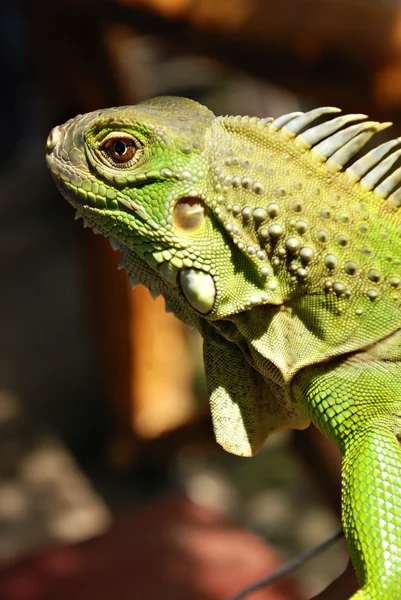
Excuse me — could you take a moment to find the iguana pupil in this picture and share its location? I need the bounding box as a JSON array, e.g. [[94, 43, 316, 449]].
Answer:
[[105, 138, 136, 162], [113, 140, 126, 155]]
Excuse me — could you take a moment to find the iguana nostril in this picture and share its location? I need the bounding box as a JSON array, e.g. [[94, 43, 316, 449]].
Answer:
[[46, 125, 64, 153]]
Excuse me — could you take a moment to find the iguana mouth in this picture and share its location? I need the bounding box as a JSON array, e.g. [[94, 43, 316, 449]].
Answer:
[[46, 158, 88, 209]]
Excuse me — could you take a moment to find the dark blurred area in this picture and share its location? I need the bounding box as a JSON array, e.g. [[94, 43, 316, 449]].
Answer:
[[1, 0, 401, 598]]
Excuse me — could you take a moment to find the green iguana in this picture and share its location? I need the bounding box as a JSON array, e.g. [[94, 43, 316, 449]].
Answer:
[[46, 96, 401, 599]]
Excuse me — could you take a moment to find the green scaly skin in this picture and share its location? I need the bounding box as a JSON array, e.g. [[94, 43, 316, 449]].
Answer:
[[46, 97, 401, 599]]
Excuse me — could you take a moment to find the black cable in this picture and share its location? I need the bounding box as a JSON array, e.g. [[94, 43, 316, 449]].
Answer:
[[227, 529, 344, 600]]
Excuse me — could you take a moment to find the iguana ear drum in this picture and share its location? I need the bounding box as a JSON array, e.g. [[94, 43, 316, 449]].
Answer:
[[173, 197, 206, 232]]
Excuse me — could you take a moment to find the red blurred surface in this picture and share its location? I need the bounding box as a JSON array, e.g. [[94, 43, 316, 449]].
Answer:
[[0, 495, 304, 600]]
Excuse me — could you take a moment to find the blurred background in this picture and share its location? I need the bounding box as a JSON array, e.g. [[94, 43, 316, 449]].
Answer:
[[1, 0, 401, 598]]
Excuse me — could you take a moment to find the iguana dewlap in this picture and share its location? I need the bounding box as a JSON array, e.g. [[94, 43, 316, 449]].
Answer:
[[46, 97, 401, 599]]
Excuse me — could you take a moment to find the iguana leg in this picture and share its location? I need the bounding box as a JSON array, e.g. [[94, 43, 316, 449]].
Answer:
[[292, 353, 401, 600]]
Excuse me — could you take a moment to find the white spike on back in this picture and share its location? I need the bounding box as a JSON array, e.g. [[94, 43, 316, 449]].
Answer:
[[346, 139, 400, 184], [258, 117, 274, 126], [359, 148, 401, 191], [295, 113, 367, 150], [311, 121, 383, 162], [270, 111, 303, 132], [326, 130, 377, 173], [326, 123, 391, 172], [284, 107, 341, 138], [388, 188, 401, 208], [375, 166, 401, 198]]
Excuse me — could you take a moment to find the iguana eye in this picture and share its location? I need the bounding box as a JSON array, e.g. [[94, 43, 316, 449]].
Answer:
[[104, 137, 136, 163]]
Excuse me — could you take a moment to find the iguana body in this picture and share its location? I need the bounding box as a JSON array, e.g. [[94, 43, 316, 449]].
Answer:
[[46, 97, 401, 599]]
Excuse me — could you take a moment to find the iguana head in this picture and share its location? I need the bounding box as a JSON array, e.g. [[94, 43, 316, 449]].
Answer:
[[47, 96, 245, 321], [46, 96, 319, 323]]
